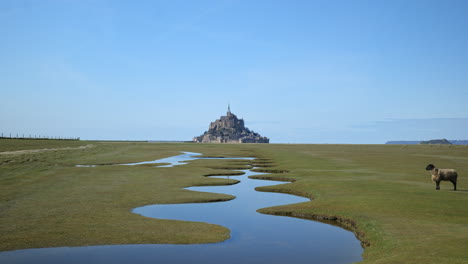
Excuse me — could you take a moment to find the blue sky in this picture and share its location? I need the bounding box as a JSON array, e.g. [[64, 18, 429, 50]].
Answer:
[[1, 0, 467, 143]]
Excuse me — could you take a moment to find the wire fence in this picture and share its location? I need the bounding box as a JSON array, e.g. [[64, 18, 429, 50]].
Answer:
[[0, 132, 80, 141]]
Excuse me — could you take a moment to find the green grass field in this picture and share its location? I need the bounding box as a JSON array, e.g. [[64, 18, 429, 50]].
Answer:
[[1, 139, 467, 263]]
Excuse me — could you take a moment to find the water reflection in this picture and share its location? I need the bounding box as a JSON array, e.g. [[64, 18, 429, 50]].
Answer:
[[120, 152, 253, 167], [76, 152, 253, 168], [132, 169, 363, 263], [1, 152, 363, 264]]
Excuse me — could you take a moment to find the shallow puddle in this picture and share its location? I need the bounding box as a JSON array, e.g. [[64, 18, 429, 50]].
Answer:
[[1, 152, 363, 264]]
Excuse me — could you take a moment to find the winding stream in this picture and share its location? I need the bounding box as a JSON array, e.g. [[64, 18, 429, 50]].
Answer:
[[0, 152, 363, 264]]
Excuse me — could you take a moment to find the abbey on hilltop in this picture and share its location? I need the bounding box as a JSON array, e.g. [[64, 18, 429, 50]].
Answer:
[[193, 105, 269, 143]]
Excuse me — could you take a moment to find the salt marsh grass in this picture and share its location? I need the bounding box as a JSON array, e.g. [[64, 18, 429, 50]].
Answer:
[[1, 140, 467, 263]]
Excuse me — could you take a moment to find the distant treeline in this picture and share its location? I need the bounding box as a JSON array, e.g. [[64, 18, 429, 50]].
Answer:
[[0, 133, 80, 141], [386, 139, 468, 145]]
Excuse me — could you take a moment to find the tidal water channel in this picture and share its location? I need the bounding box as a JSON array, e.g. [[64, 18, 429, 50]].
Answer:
[[0, 152, 363, 264]]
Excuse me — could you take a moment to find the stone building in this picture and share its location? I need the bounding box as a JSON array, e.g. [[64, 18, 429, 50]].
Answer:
[[193, 105, 269, 143]]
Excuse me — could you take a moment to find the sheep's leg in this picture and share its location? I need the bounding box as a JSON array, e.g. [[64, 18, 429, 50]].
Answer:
[[451, 180, 457, 191], [435, 181, 440, 190]]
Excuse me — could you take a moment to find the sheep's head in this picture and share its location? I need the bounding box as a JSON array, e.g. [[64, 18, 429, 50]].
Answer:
[[426, 164, 435, 171]]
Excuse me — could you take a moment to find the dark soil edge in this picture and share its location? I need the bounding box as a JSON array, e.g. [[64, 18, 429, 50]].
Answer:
[[251, 174, 371, 250]]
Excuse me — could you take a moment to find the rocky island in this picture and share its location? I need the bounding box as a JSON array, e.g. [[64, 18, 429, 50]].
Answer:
[[193, 106, 269, 143], [420, 138, 452, 145]]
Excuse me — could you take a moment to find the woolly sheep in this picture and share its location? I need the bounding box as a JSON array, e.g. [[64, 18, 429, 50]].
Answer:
[[425, 164, 458, 191]]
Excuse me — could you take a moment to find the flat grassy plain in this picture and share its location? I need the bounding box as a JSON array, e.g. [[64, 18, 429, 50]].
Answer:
[[1, 140, 467, 263]]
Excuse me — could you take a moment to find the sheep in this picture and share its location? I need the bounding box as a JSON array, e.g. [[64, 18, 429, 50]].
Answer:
[[425, 164, 458, 190]]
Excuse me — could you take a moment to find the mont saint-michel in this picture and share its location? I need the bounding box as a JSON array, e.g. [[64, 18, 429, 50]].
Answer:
[[193, 106, 269, 143]]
